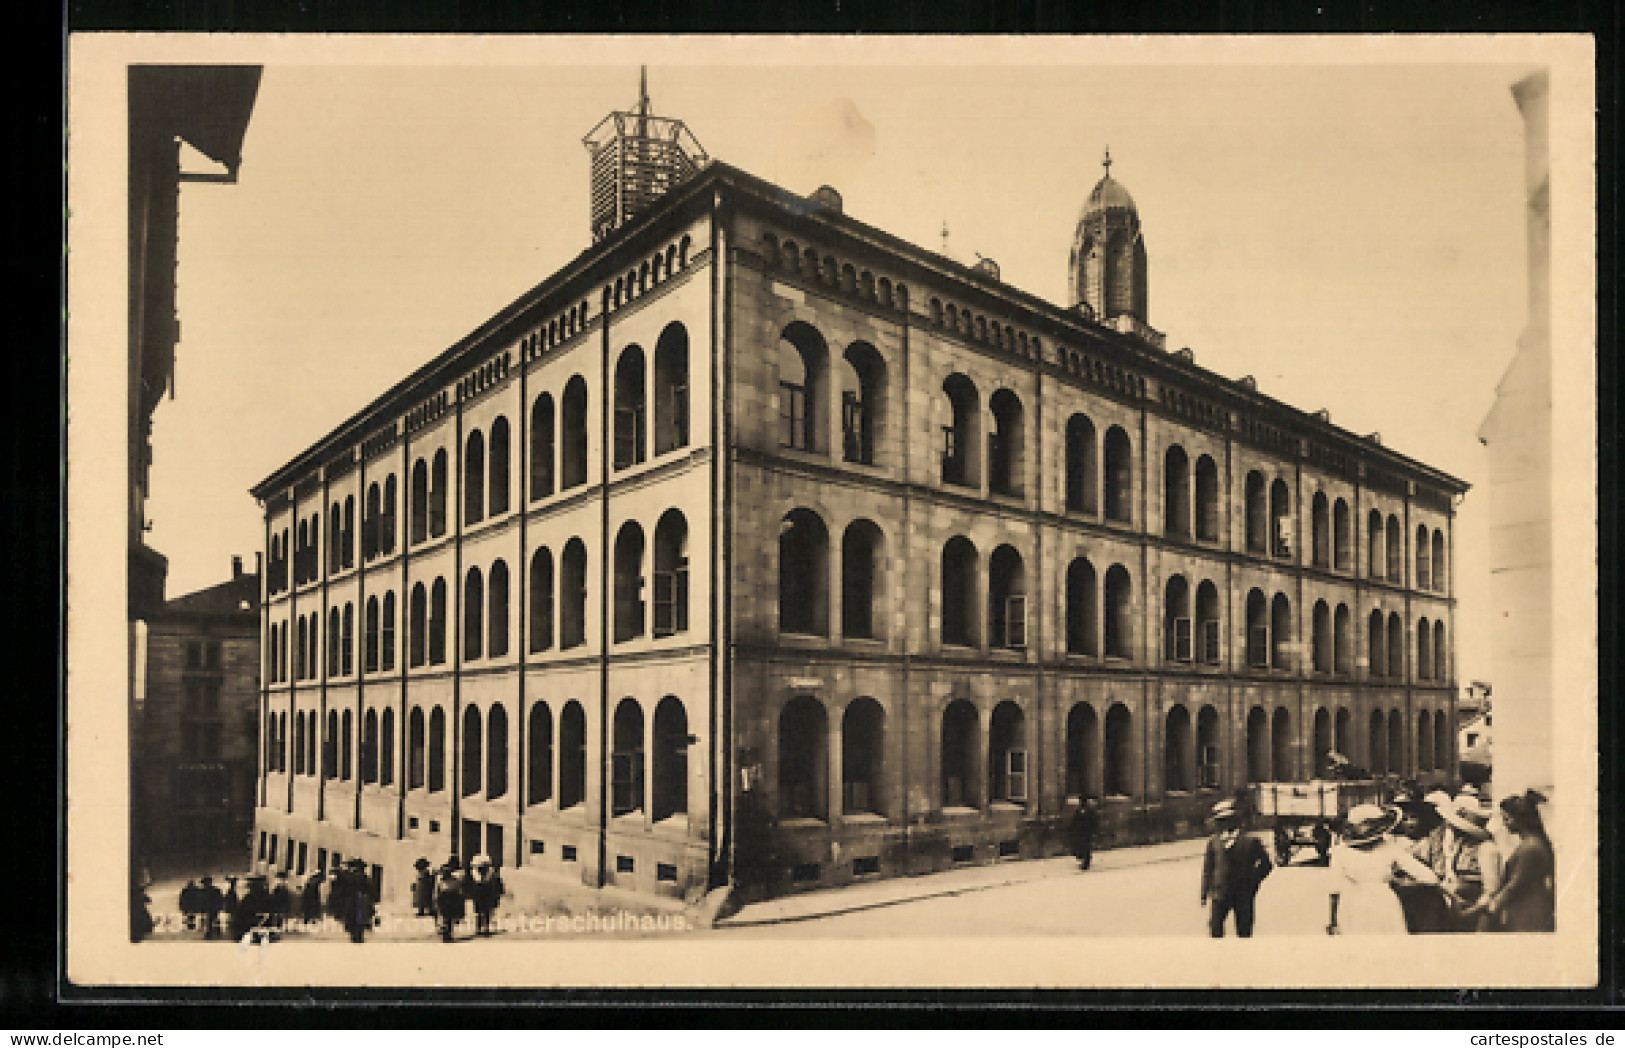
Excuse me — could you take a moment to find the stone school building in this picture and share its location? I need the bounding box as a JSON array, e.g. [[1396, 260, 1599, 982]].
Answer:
[[250, 86, 1465, 907]]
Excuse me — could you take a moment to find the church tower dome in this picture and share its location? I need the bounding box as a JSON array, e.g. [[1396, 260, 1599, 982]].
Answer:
[[1068, 149, 1157, 344]]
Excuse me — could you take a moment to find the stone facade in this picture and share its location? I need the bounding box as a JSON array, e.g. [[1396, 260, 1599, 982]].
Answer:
[[251, 146, 1466, 907]]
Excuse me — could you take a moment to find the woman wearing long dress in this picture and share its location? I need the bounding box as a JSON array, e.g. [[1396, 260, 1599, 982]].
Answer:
[[1327, 804, 1440, 935], [1466, 790, 1555, 932]]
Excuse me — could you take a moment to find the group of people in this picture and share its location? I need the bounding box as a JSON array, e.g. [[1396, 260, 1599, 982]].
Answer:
[[1197, 783, 1556, 937], [176, 860, 379, 942], [411, 854, 505, 942]]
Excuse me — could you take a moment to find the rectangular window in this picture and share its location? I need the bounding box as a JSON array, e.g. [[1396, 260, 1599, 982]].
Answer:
[[1005, 596, 1027, 650], [611, 752, 643, 817], [1247, 626, 1270, 669], [1273, 517, 1293, 558], [780, 383, 808, 450], [652, 565, 689, 637], [529, 840, 545, 856], [1005, 750, 1028, 802], [842, 392, 870, 464], [852, 855, 880, 876], [1170, 617, 1193, 662], [657, 862, 678, 882], [941, 426, 966, 486], [613, 406, 645, 469], [185, 642, 203, 670], [562, 844, 577, 862], [1200, 747, 1222, 789], [1201, 620, 1222, 665], [616, 855, 635, 874], [950, 844, 974, 864]]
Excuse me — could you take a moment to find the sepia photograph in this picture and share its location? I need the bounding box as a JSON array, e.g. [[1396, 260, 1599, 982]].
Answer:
[[65, 33, 1597, 990]]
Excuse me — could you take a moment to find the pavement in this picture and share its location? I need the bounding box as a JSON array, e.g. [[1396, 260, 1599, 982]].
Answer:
[[715, 835, 1211, 929]]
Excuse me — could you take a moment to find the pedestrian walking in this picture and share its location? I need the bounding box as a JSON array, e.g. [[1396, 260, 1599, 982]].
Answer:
[[197, 875, 225, 939], [1071, 797, 1101, 871], [269, 872, 292, 932], [434, 862, 466, 943], [300, 871, 323, 925], [1438, 795, 1502, 931], [1466, 789, 1555, 932], [223, 876, 241, 921], [411, 857, 435, 918], [465, 854, 504, 936], [178, 879, 199, 931], [232, 875, 272, 941], [1199, 798, 1273, 938], [1327, 803, 1438, 935], [334, 859, 376, 943]]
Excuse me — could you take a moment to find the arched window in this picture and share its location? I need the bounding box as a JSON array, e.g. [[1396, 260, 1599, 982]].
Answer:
[[611, 699, 645, 817], [380, 708, 394, 786], [365, 597, 380, 673], [1335, 707, 1352, 758], [1103, 703, 1133, 797], [1196, 580, 1222, 665], [329, 503, 342, 573], [1368, 609, 1386, 678], [1245, 472, 1268, 553], [1434, 710, 1449, 771], [652, 696, 688, 822], [613, 521, 646, 642], [654, 323, 690, 456], [1194, 455, 1220, 541], [293, 711, 306, 775], [1163, 445, 1190, 537], [840, 342, 885, 465], [464, 429, 485, 525], [1103, 565, 1132, 659], [1197, 705, 1220, 789], [530, 393, 556, 501], [430, 449, 448, 538], [779, 322, 827, 453], [841, 520, 880, 640], [328, 608, 341, 678], [1333, 498, 1351, 571], [941, 699, 979, 808], [779, 695, 827, 819], [488, 416, 510, 516], [461, 706, 482, 797], [527, 702, 552, 806], [411, 459, 429, 544], [381, 475, 397, 554], [308, 612, 319, 680], [561, 376, 589, 490], [1065, 557, 1097, 656], [1417, 617, 1433, 680], [941, 537, 978, 647], [941, 374, 979, 487], [1431, 531, 1446, 592], [365, 483, 381, 559], [1103, 426, 1133, 523], [1386, 515, 1403, 583], [408, 707, 425, 789], [1065, 703, 1097, 799], [1246, 706, 1269, 783], [342, 602, 354, 675], [1368, 509, 1384, 578], [613, 345, 647, 470], [1417, 711, 1434, 773], [1312, 600, 1331, 673], [1270, 479, 1292, 558], [987, 389, 1024, 497], [488, 560, 509, 658], [1246, 590, 1269, 668], [841, 697, 884, 815], [381, 591, 395, 671], [779, 509, 829, 636], [988, 545, 1026, 650], [1313, 708, 1333, 777], [1434, 620, 1447, 681], [1416, 524, 1431, 590], [529, 546, 554, 653], [1065, 414, 1097, 513], [1164, 575, 1192, 663], [1369, 710, 1387, 776], [429, 577, 447, 665], [487, 704, 508, 800], [1312, 492, 1330, 568], [653, 510, 690, 638], [1271, 707, 1292, 782], [324, 710, 339, 779], [1387, 611, 1404, 679], [1164, 706, 1193, 793], [560, 539, 588, 649], [988, 701, 1028, 803], [1388, 708, 1405, 776], [1334, 603, 1351, 674], [362, 709, 379, 784], [560, 701, 587, 809]]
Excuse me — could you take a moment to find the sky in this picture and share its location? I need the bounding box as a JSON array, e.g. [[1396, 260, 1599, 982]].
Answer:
[[145, 51, 1538, 688]]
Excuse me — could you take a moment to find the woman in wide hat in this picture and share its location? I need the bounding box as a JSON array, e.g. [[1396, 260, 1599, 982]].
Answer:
[[1326, 803, 1439, 935]]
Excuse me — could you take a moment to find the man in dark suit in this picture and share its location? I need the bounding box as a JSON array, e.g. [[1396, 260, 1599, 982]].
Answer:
[[1199, 798, 1273, 938]]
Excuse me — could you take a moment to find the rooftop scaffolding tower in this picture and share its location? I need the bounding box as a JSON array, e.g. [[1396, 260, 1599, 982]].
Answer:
[[583, 67, 709, 242]]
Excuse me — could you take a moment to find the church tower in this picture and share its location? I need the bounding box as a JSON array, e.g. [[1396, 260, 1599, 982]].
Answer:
[[1068, 149, 1163, 347]]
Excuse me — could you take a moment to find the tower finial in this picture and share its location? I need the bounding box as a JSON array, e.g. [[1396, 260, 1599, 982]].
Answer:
[[638, 65, 649, 116], [1102, 145, 1112, 176]]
